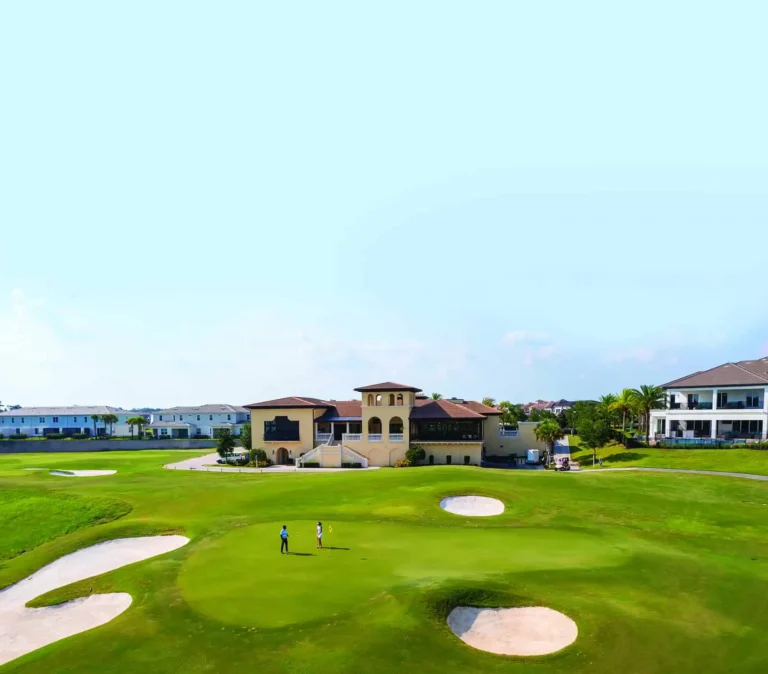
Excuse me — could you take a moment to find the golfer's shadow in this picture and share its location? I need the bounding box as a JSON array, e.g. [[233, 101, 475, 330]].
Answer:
[[323, 547, 350, 551], [287, 552, 315, 556]]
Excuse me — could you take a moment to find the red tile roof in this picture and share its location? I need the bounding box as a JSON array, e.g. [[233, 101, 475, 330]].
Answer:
[[354, 382, 422, 392], [457, 400, 502, 416], [410, 399, 486, 420], [663, 359, 768, 388], [314, 400, 363, 421], [244, 396, 332, 409]]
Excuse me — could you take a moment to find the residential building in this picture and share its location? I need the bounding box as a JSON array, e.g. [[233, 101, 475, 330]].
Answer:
[[549, 399, 576, 415], [245, 382, 546, 467], [0, 406, 149, 438], [650, 358, 768, 441], [147, 404, 249, 439], [521, 399, 575, 416], [522, 400, 553, 415]]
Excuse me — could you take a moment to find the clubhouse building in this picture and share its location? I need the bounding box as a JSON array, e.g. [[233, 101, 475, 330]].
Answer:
[[650, 358, 768, 442], [245, 382, 545, 467]]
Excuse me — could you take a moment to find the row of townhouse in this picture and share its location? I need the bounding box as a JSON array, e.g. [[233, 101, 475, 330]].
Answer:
[[0, 404, 249, 438], [650, 358, 768, 442], [245, 381, 547, 467]]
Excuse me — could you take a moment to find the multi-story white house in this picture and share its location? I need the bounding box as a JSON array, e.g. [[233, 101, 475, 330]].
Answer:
[[650, 358, 768, 442], [0, 406, 149, 438], [146, 404, 249, 439]]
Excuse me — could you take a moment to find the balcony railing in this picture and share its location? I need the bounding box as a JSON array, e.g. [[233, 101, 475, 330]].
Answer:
[[343, 433, 362, 442], [411, 431, 482, 442], [368, 433, 383, 442], [669, 401, 762, 410], [315, 433, 332, 443], [499, 429, 519, 438], [389, 433, 404, 442]]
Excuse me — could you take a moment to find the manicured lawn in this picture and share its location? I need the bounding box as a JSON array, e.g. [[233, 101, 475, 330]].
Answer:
[[2, 450, 768, 673], [569, 436, 768, 475]]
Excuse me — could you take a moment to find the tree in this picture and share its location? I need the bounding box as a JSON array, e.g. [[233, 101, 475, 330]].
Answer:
[[127, 416, 146, 439], [136, 416, 148, 439], [405, 445, 426, 466], [430, 393, 443, 400], [498, 401, 526, 426], [610, 388, 636, 434], [101, 413, 118, 436], [529, 408, 556, 422], [533, 419, 565, 464], [217, 429, 236, 459], [241, 422, 252, 451], [482, 397, 496, 408], [578, 416, 613, 467], [90, 414, 100, 438], [556, 411, 569, 429], [598, 394, 619, 426], [630, 385, 666, 442]]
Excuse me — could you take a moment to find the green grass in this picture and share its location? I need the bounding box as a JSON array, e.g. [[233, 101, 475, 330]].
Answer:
[[569, 436, 768, 474], [2, 450, 768, 673]]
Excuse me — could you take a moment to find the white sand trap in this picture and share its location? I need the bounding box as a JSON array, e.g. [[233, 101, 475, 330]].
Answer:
[[447, 606, 578, 656], [0, 535, 189, 666], [49, 470, 117, 477], [440, 495, 504, 516]]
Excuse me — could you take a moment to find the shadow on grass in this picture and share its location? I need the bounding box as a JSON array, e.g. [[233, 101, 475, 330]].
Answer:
[[286, 552, 315, 557], [602, 452, 649, 464], [323, 547, 350, 551]]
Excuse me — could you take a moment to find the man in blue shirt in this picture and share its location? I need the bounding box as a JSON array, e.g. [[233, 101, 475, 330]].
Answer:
[[280, 525, 289, 554]]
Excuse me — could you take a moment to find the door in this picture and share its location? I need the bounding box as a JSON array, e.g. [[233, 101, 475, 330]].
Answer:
[[334, 425, 344, 441], [276, 447, 289, 465]]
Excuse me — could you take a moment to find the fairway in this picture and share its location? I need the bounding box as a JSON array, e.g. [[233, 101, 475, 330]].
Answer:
[[1, 450, 768, 673]]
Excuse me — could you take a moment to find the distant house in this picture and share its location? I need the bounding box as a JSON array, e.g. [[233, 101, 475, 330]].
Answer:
[[0, 406, 149, 437], [147, 404, 250, 439], [549, 400, 576, 415], [521, 400, 554, 415], [650, 358, 768, 442]]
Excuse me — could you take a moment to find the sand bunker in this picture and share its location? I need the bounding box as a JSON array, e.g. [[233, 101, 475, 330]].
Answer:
[[447, 606, 578, 656], [440, 495, 504, 516], [0, 535, 189, 666], [50, 470, 116, 477]]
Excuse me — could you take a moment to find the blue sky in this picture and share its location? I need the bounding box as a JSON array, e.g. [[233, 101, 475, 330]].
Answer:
[[1, 1, 767, 408]]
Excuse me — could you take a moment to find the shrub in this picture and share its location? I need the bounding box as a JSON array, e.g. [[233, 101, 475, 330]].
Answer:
[[249, 448, 268, 464], [44, 433, 66, 440], [394, 458, 409, 468], [256, 460, 270, 468], [9, 433, 28, 440], [194, 434, 211, 439], [405, 445, 426, 466], [341, 462, 362, 468], [302, 462, 321, 468], [71, 433, 90, 439]]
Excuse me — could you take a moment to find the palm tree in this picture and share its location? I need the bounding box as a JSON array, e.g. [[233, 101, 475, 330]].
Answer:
[[101, 413, 118, 436], [610, 388, 636, 433], [90, 414, 100, 438], [431, 393, 443, 400], [127, 415, 145, 439], [630, 385, 666, 442], [482, 397, 496, 408], [136, 416, 148, 440], [533, 419, 565, 465]]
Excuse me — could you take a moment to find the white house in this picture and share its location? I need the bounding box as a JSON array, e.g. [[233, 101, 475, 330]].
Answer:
[[650, 358, 768, 442], [147, 404, 249, 439], [0, 406, 149, 438]]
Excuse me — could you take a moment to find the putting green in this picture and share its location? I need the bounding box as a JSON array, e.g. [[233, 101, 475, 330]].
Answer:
[[179, 520, 625, 627]]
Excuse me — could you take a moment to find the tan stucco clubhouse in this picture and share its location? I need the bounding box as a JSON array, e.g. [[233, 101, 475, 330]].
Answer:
[[245, 382, 546, 467]]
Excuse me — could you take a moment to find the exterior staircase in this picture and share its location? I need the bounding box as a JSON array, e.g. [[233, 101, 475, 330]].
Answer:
[[297, 440, 368, 468]]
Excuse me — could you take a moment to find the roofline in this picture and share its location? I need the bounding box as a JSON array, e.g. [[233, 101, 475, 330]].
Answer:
[[663, 383, 768, 390], [243, 399, 333, 410], [663, 360, 768, 388], [353, 385, 423, 393]]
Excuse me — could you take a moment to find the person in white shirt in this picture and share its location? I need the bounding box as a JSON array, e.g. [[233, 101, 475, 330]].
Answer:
[[280, 525, 289, 554], [316, 521, 323, 549]]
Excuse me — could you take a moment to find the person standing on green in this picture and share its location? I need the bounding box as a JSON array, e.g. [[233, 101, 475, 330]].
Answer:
[[280, 525, 289, 554]]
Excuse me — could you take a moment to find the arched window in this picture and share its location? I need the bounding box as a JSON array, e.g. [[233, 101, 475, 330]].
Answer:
[[368, 417, 382, 434], [376, 394, 382, 406], [367, 394, 373, 406], [389, 394, 395, 406], [396, 394, 403, 406], [389, 416, 403, 434]]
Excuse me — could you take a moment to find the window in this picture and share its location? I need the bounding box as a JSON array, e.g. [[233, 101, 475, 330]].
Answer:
[[687, 393, 699, 407], [396, 394, 403, 406], [389, 394, 395, 406], [161, 428, 168, 436], [717, 392, 728, 408], [74, 417, 77, 422], [53, 417, 58, 423], [209, 415, 213, 420], [11, 418, 15, 423], [747, 394, 761, 409], [464, 455, 470, 465], [39, 417, 45, 423], [227, 414, 231, 420], [159, 415, 163, 421], [446, 455, 452, 465], [180, 415, 183, 420], [376, 395, 382, 406], [21, 418, 24, 423], [197, 415, 201, 421], [35, 428, 40, 435]]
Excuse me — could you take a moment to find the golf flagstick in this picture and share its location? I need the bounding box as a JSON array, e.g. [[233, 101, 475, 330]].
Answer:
[[328, 523, 333, 557]]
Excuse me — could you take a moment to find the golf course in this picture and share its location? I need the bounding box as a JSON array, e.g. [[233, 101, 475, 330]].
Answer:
[[1, 449, 768, 673]]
